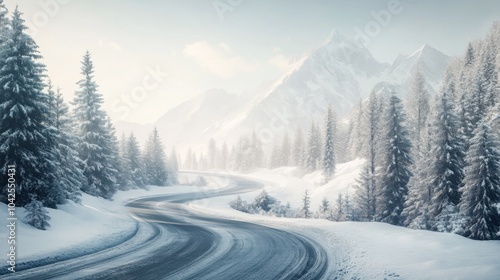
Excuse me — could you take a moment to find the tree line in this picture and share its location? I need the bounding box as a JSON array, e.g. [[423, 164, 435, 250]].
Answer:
[[0, 5, 177, 229], [192, 22, 500, 240]]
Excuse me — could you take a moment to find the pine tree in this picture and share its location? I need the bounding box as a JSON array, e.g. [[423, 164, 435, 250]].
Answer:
[[118, 132, 131, 188], [301, 189, 311, 218], [306, 121, 322, 171], [25, 198, 51, 230], [344, 191, 351, 221], [362, 91, 382, 219], [207, 138, 217, 169], [250, 131, 264, 169], [323, 106, 336, 182], [184, 148, 193, 170], [334, 114, 349, 164], [402, 133, 433, 230], [235, 135, 252, 172], [106, 117, 126, 190], [269, 141, 281, 169], [354, 162, 376, 221], [459, 122, 500, 240], [428, 91, 465, 232], [72, 51, 117, 199], [0, 8, 60, 207], [124, 133, 145, 188], [219, 142, 229, 169], [479, 38, 499, 109], [346, 100, 366, 160], [319, 197, 330, 216], [333, 193, 344, 221], [461, 42, 496, 144], [0, 0, 8, 44], [143, 127, 169, 186], [168, 147, 179, 184], [406, 67, 430, 157], [292, 127, 306, 171], [192, 152, 199, 170], [50, 87, 84, 203], [280, 133, 291, 166], [377, 93, 413, 226], [253, 190, 276, 212]]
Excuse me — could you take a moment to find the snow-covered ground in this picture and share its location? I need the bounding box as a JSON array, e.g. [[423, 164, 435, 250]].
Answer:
[[190, 159, 500, 279], [2, 159, 500, 279], [235, 158, 365, 210]]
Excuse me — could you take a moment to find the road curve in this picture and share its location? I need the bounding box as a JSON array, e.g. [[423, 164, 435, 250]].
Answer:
[[3, 174, 333, 280]]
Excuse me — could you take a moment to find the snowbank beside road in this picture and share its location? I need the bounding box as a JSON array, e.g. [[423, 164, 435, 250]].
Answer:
[[0, 185, 202, 270]]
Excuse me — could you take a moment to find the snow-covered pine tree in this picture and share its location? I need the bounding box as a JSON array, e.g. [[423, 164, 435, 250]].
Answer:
[[184, 148, 193, 170], [106, 117, 125, 190], [402, 129, 433, 230], [306, 121, 322, 171], [479, 37, 499, 109], [118, 132, 132, 189], [428, 91, 465, 232], [334, 193, 345, 221], [377, 93, 413, 226], [280, 133, 291, 166], [461, 39, 498, 144], [354, 162, 375, 221], [318, 197, 330, 217], [143, 127, 169, 186], [301, 189, 311, 218], [50, 87, 84, 203], [124, 133, 145, 188], [269, 141, 281, 169], [235, 135, 252, 171], [253, 190, 276, 212], [0, 8, 60, 207], [25, 198, 51, 230], [346, 100, 366, 160], [344, 191, 351, 221], [323, 106, 336, 182], [207, 138, 217, 170], [192, 152, 199, 170], [0, 0, 8, 43], [334, 113, 349, 164], [72, 51, 117, 199], [168, 147, 179, 184], [292, 127, 306, 171], [319, 197, 334, 220], [405, 67, 430, 157], [218, 142, 229, 169], [363, 91, 383, 219], [459, 122, 500, 240], [250, 131, 264, 169], [457, 45, 479, 145]]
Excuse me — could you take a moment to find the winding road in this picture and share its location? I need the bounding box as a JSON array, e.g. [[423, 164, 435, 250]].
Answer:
[[3, 174, 334, 280]]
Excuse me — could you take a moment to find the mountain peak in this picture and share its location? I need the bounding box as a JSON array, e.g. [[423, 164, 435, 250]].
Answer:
[[324, 29, 346, 46], [410, 44, 443, 58]]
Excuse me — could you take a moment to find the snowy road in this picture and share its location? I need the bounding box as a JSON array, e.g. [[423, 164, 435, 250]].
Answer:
[[4, 174, 332, 280]]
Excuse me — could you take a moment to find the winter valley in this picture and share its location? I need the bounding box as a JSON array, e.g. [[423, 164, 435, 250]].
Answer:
[[0, 1, 500, 279]]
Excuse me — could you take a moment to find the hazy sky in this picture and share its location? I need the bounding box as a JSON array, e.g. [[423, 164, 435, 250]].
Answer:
[[4, 0, 500, 124]]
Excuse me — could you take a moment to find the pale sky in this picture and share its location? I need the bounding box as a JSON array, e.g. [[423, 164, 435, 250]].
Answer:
[[4, 0, 500, 124]]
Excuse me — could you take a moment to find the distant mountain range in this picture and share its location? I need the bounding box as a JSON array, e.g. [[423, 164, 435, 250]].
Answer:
[[116, 30, 452, 153]]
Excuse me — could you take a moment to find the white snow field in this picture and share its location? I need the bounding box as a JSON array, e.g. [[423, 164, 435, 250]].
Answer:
[[1, 159, 499, 279]]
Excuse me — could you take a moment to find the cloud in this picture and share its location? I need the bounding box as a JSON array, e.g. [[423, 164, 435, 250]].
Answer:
[[268, 53, 291, 72], [98, 39, 123, 51], [183, 41, 258, 78]]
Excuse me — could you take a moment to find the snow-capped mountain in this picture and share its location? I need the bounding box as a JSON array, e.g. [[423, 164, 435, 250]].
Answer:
[[120, 31, 453, 153], [206, 30, 391, 146], [374, 44, 452, 96]]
